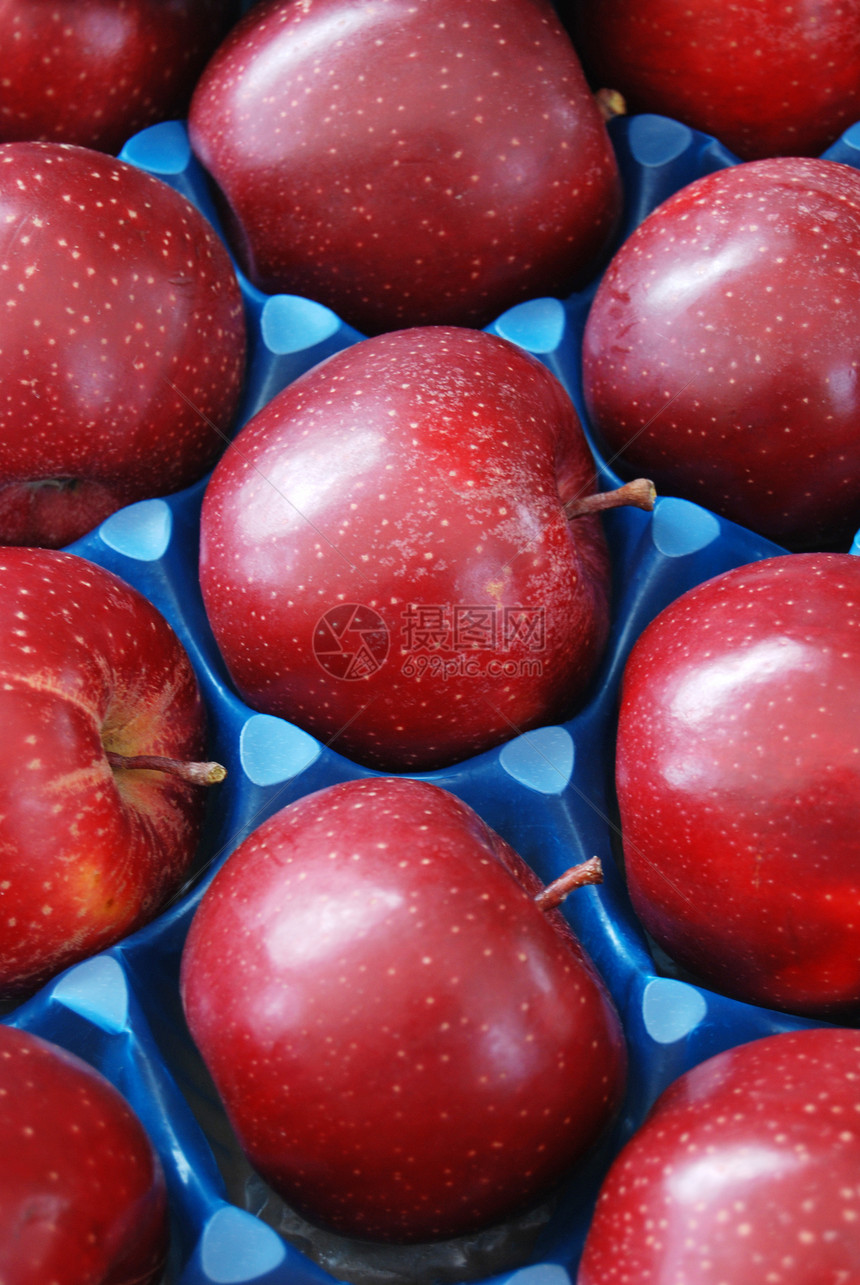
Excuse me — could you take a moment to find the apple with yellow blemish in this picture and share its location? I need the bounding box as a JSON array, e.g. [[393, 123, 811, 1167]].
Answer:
[[0, 546, 224, 1007]]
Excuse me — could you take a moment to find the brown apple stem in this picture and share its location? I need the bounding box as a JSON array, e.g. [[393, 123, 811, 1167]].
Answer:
[[594, 87, 627, 121], [564, 477, 656, 521], [534, 856, 603, 911], [106, 751, 227, 785]]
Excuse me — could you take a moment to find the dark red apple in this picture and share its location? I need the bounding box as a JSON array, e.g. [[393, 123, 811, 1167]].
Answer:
[[0, 0, 240, 155], [0, 546, 225, 1007], [199, 325, 653, 773], [614, 552, 860, 1020], [581, 155, 860, 551], [0, 139, 246, 548], [180, 775, 627, 1245], [577, 1026, 860, 1284], [564, 0, 860, 162], [0, 1023, 168, 1284], [187, 0, 622, 334]]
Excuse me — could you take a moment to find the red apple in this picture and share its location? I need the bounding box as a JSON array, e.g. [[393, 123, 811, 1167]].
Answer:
[[614, 551, 860, 1020], [180, 775, 627, 1245], [564, 0, 860, 162], [577, 1026, 860, 1284], [0, 0, 241, 155], [187, 0, 622, 335], [0, 1023, 168, 1284], [0, 545, 225, 1007], [0, 139, 246, 548], [581, 155, 860, 551], [198, 325, 654, 773]]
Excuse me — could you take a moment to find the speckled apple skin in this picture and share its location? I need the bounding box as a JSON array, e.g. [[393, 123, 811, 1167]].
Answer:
[[0, 1024, 168, 1284], [187, 0, 621, 335], [581, 157, 860, 551], [0, 141, 246, 548], [566, 0, 860, 162], [180, 775, 628, 1245], [616, 553, 860, 1019], [198, 326, 611, 773], [0, 547, 213, 1005], [0, 0, 239, 155], [577, 1027, 860, 1284]]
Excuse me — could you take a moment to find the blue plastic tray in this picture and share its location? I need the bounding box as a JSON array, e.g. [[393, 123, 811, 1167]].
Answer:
[[7, 111, 859, 1284]]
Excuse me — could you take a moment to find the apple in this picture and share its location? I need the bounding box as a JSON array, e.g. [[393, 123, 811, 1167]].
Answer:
[[581, 155, 860, 551], [198, 324, 654, 773], [180, 774, 627, 1245], [0, 545, 226, 1008], [0, 139, 247, 548], [186, 0, 622, 335], [614, 551, 860, 1020], [0, 0, 241, 155], [577, 1026, 860, 1284], [0, 1023, 169, 1284], [563, 0, 860, 162]]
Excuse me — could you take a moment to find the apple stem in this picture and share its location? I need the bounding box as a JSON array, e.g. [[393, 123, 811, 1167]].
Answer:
[[106, 752, 227, 785], [594, 87, 627, 121], [534, 856, 603, 911], [564, 477, 656, 521]]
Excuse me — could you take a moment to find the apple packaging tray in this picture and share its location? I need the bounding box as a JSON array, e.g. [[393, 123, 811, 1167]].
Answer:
[[5, 113, 859, 1285]]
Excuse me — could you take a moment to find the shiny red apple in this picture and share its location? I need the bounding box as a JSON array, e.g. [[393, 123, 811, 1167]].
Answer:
[[581, 155, 860, 551], [199, 325, 652, 773], [0, 1023, 169, 1284], [565, 0, 860, 161], [0, 0, 240, 155], [0, 139, 246, 548], [180, 775, 627, 1245], [0, 546, 225, 1007], [615, 552, 860, 1019], [187, 0, 622, 334], [577, 1027, 860, 1284]]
